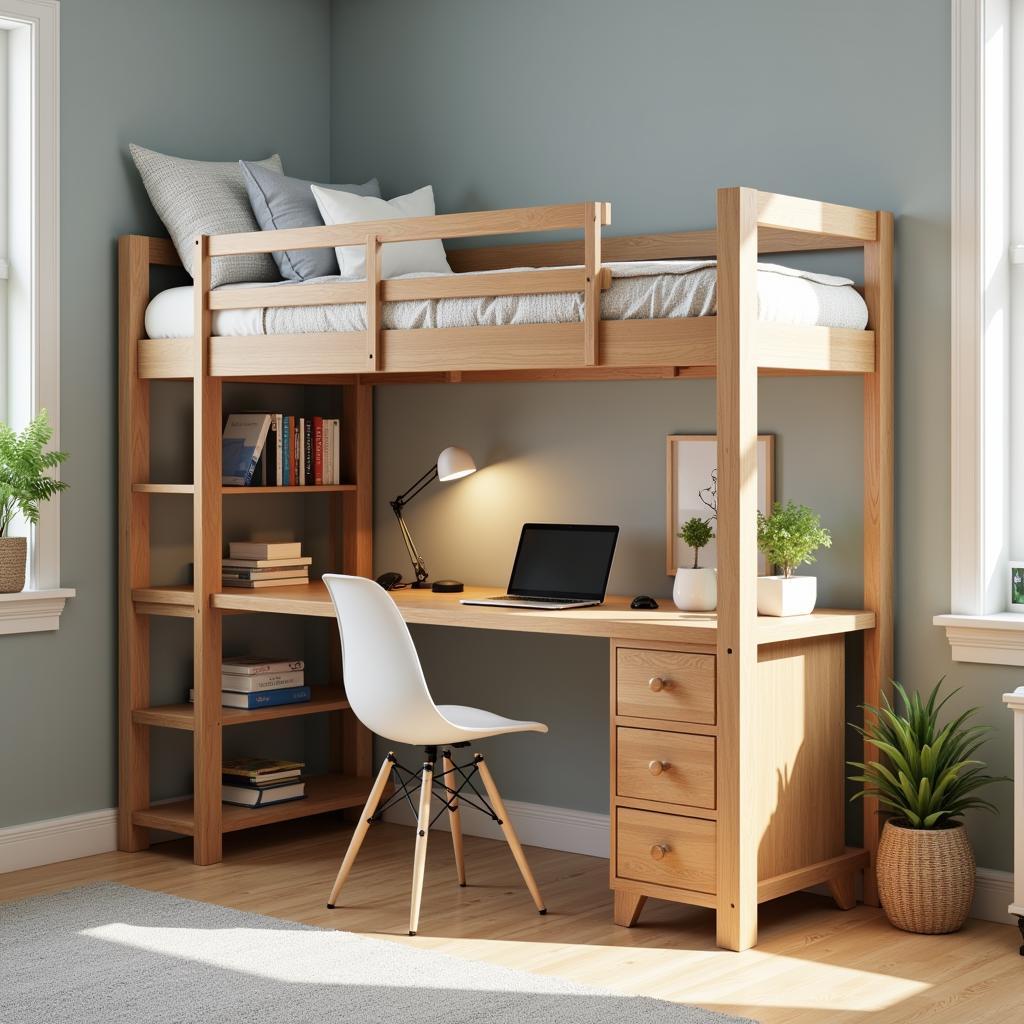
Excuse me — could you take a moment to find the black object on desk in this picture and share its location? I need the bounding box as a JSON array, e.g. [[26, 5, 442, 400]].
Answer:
[[630, 595, 659, 610]]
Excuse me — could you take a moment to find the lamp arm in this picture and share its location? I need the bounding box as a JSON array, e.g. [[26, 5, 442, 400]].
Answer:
[[392, 502, 429, 585], [395, 465, 439, 505]]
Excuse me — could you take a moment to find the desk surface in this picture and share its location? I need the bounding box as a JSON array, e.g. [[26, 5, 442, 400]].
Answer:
[[135, 582, 875, 646]]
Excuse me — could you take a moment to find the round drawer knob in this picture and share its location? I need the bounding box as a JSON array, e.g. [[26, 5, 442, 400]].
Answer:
[[648, 759, 671, 776], [648, 676, 669, 692], [650, 843, 670, 861]]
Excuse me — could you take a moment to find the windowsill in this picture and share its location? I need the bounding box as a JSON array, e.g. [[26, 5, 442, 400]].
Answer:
[[934, 612, 1024, 666], [0, 587, 74, 636]]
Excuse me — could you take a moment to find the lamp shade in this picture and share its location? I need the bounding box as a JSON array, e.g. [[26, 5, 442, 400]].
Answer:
[[437, 445, 476, 482]]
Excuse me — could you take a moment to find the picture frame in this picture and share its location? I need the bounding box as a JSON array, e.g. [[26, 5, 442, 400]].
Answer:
[[1009, 561, 1024, 613], [666, 434, 775, 575]]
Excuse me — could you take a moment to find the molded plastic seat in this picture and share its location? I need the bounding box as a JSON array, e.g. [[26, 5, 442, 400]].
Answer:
[[322, 573, 548, 746]]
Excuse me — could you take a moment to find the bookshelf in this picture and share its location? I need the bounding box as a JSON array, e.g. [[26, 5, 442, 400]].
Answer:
[[119, 233, 375, 867]]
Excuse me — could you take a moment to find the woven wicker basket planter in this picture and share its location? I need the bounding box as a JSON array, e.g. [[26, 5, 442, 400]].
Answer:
[[876, 819, 975, 934], [0, 536, 26, 594]]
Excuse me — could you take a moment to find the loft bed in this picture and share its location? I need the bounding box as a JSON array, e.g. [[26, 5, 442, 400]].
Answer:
[[118, 187, 893, 953]]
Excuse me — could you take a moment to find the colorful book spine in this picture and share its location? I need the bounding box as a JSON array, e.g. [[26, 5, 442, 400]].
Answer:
[[313, 416, 323, 485]]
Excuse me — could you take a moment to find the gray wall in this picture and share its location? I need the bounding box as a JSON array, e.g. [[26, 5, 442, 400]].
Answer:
[[331, 0, 1018, 872], [0, 0, 333, 827]]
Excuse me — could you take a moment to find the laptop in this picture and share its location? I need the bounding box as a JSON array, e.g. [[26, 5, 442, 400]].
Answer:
[[461, 523, 619, 610]]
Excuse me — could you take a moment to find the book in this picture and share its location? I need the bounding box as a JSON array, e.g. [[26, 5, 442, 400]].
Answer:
[[331, 419, 341, 485], [221, 670, 304, 693], [313, 416, 323, 485], [274, 413, 282, 486], [222, 656, 305, 676], [222, 413, 272, 486], [189, 686, 311, 709], [281, 415, 291, 485], [229, 542, 303, 560], [222, 575, 310, 589], [323, 419, 333, 485], [223, 769, 302, 785], [297, 417, 305, 486], [305, 417, 314, 485], [222, 566, 312, 581], [222, 757, 305, 777], [222, 780, 306, 807], [222, 555, 311, 569]]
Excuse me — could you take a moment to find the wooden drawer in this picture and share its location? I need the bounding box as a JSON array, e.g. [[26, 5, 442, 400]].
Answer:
[[615, 807, 716, 894], [615, 648, 715, 725], [616, 727, 715, 808]]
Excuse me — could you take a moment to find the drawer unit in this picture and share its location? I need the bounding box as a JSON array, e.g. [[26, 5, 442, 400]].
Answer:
[[615, 807, 717, 894], [615, 648, 715, 725], [616, 727, 716, 809]]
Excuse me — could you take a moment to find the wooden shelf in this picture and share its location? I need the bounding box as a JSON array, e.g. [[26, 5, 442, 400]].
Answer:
[[132, 581, 875, 644], [132, 772, 373, 837], [132, 483, 356, 495], [132, 687, 351, 730]]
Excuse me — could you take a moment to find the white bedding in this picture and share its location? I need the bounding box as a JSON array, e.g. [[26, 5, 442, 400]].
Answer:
[[143, 260, 868, 339]]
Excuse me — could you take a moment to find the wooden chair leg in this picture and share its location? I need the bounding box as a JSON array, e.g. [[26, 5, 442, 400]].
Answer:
[[614, 890, 647, 927], [442, 750, 466, 886], [327, 754, 394, 908], [827, 870, 858, 911], [475, 755, 546, 914], [409, 759, 434, 936]]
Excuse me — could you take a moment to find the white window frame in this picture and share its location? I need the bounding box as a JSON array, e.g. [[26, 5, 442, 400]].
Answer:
[[0, 0, 72, 635], [936, 0, 1024, 662]]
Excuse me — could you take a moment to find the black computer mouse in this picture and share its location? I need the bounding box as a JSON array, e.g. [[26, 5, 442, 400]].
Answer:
[[630, 595, 659, 610]]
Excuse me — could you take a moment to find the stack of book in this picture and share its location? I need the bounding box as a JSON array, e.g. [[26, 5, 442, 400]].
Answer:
[[223, 541, 310, 589], [221, 757, 306, 808], [222, 412, 342, 487], [188, 654, 310, 709]]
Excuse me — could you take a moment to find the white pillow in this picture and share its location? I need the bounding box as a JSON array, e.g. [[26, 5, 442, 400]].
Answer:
[[310, 184, 453, 281]]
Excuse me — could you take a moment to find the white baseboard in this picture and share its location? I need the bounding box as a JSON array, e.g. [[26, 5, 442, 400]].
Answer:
[[382, 797, 610, 859], [384, 797, 1017, 925], [0, 808, 117, 874]]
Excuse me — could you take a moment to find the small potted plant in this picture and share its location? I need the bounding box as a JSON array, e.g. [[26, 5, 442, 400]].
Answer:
[[849, 679, 1008, 934], [756, 500, 831, 616], [673, 516, 716, 611], [0, 410, 68, 593]]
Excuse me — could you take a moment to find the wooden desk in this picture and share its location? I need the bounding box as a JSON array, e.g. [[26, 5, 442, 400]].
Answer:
[[133, 579, 874, 940]]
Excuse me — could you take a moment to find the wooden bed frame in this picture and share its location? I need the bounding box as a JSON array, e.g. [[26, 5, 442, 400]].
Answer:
[[118, 186, 893, 953]]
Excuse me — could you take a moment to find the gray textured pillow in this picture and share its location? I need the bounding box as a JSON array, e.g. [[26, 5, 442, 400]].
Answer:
[[240, 162, 381, 281], [129, 145, 283, 287]]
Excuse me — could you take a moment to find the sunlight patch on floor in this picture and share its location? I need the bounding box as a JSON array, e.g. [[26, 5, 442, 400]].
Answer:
[[378, 934, 933, 1012]]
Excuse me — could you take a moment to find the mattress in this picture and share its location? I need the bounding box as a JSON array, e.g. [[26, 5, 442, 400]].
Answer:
[[143, 260, 868, 339]]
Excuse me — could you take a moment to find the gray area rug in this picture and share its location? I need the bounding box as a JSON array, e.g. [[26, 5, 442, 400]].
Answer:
[[0, 882, 752, 1024]]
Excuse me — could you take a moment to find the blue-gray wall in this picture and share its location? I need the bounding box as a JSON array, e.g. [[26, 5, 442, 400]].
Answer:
[[330, 0, 1017, 872], [1, 0, 333, 828]]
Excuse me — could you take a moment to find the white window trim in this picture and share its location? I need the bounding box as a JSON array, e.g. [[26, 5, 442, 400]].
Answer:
[[0, 0, 72, 634]]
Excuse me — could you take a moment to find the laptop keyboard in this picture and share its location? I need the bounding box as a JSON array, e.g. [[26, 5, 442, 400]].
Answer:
[[489, 594, 589, 604]]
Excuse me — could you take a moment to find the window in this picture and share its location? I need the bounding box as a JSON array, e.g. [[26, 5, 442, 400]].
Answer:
[[0, 0, 70, 634], [937, 0, 1024, 661]]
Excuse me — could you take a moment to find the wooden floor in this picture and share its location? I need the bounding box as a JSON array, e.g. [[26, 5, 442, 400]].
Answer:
[[1, 816, 1020, 1023]]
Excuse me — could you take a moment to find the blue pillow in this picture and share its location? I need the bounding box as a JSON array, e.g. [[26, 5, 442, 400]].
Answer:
[[240, 161, 380, 282]]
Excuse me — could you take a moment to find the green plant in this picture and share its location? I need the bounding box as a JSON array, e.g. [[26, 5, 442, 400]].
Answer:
[[678, 516, 714, 569], [849, 679, 1008, 829], [0, 410, 69, 537], [756, 500, 831, 577]]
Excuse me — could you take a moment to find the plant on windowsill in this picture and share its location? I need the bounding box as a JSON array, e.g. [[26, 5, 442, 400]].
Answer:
[[755, 500, 832, 616], [849, 679, 1008, 934], [673, 516, 716, 611], [0, 409, 68, 594]]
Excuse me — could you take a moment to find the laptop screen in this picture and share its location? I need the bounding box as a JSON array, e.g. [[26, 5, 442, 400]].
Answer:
[[507, 524, 619, 601]]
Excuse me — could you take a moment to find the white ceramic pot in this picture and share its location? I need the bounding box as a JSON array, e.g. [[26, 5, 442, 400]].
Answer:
[[757, 574, 817, 616], [673, 567, 717, 611]]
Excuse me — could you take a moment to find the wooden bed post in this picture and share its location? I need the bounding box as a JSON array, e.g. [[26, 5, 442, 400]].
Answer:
[[191, 235, 224, 865], [862, 211, 895, 905], [117, 236, 152, 853], [715, 186, 761, 951], [584, 202, 604, 365]]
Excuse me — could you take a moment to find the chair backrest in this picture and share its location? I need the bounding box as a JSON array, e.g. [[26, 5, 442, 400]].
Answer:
[[322, 574, 454, 745]]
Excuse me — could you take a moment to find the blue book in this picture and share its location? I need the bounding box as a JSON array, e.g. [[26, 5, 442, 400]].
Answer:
[[281, 415, 291, 485], [189, 685, 311, 709], [222, 413, 271, 486]]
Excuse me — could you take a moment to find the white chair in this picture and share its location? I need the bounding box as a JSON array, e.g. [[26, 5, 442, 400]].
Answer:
[[323, 573, 549, 935]]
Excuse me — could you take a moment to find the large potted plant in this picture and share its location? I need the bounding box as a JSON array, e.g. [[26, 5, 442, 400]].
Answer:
[[0, 410, 68, 593], [673, 516, 716, 611], [849, 679, 1008, 934], [756, 500, 831, 616]]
